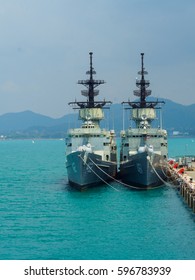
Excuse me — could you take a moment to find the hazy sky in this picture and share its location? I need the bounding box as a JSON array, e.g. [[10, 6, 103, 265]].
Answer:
[[0, 0, 194, 117]]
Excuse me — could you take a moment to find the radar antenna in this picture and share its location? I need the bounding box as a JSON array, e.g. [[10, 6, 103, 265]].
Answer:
[[124, 53, 164, 109], [69, 52, 111, 109]]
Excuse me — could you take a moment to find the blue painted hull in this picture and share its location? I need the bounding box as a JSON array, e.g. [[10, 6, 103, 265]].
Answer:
[[119, 151, 167, 189], [66, 151, 117, 190]]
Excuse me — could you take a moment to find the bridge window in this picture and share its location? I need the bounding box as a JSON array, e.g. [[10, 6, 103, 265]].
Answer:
[[103, 143, 109, 146]]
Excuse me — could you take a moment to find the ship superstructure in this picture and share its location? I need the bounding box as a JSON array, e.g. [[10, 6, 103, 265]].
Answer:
[[119, 53, 168, 189], [66, 52, 117, 189]]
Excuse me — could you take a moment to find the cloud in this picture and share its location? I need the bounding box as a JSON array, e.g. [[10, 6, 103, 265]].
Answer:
[[0, 80, 20, 93], [0, 0, 194, 117]]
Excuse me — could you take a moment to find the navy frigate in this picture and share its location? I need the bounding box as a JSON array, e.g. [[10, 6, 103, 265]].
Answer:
[[119, 53, 168, 189], [66, 52, 117, 190]]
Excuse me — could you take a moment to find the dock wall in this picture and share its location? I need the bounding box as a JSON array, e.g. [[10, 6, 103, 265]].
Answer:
[[167, 162, 195, 213]]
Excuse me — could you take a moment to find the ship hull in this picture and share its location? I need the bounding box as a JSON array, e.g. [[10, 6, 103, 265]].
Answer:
[[119, 151, 166, 189], [66, 151, 117, 190]]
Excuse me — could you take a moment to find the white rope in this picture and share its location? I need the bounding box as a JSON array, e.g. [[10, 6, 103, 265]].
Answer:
[[79, 152, 171, 191], [160, 162, 183, 186], [160, 162, 171, 178], [89, 157, 160, 190], [78, 154, 120, 192], [160, 162, 176, 179], [147, 157, 173, 187]]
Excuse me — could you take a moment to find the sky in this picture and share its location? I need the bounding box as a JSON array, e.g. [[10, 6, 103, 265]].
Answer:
[[0, 0, 194, 118]]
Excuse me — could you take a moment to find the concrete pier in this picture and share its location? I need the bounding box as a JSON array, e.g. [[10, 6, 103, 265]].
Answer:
[[167, 158, 195, 213]]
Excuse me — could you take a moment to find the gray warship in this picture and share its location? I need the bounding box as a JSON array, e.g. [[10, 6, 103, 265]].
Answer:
[[66, 52, 117, 190], [119, 53, 168, 189]]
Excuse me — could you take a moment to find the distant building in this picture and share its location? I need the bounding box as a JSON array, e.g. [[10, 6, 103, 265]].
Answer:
[[172, 131, 181, 136], [172, 131, 189, 136]]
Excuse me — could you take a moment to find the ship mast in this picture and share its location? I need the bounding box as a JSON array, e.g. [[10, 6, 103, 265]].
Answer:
[[121, 53, 165, 129], [69, 52, 111, 109], [137, 53, 151, 107], [127, 53, 163, 109]]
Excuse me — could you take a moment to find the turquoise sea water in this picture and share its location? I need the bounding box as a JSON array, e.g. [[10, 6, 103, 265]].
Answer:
[[0, 137, 195, 260]]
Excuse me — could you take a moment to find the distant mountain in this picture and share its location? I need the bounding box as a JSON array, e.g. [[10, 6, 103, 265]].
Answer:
[[0, 110, 78, 138], [162, 99, 195, 131], [0, 110, 56, 132], [0, 98, 195, 138]]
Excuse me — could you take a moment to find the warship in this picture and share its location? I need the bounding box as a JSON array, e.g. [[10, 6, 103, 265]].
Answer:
[[119, 53, 168, 189], [65, 52, 117, 190]]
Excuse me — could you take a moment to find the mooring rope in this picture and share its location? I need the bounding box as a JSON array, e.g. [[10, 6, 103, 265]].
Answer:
[[78, 151, 173, 190], [147, 157, 174, 187], [160, 161, 183, 186], [160, 162, 171, 178], [88, 157, 143, 190], [78, 154, 120, 192], [89, 157, 164, 190]]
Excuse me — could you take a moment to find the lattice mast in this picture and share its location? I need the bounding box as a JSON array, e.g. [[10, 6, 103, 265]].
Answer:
[[134, 53, 151, 108], [128, 53, 162, 109], [69, 52, 111, 109]]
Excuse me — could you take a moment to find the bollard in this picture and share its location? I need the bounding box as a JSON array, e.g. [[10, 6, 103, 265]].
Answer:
[[193, 197, 195, 213], [187, 190, 193, 207], [189, 192, 193, 208], [184, 186, 188, 202], [189, 193, 195, 208]]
